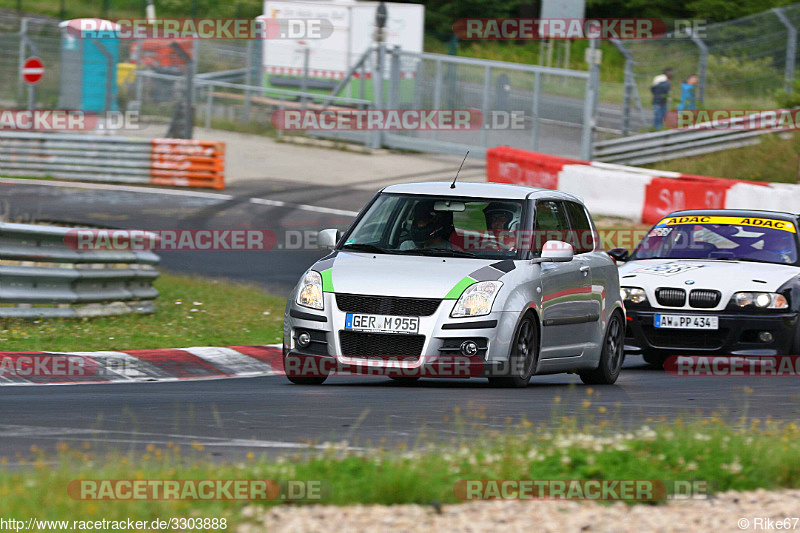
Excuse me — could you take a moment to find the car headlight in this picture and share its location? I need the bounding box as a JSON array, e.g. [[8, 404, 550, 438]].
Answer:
[[731, 292, 788, 309], [451, 281, 502, 318], [621, 287, 648, 304], [296, 270, 324, 310]]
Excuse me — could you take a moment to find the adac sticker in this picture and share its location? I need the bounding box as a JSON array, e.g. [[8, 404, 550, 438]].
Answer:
[[657, 215, 797, 233], [632, 263, 703, 276]]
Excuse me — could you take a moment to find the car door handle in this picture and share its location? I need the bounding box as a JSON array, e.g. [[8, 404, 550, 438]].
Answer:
[[579, 266, 590, 272]]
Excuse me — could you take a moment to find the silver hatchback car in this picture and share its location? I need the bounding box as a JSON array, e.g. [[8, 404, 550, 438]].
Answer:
[[283, 182, 624, 387]]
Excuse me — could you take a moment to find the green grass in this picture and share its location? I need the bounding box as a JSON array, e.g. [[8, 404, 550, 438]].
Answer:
[[0, 272, 285, 352], [643, 132, 800, 184], [2, 410, 800, 527]]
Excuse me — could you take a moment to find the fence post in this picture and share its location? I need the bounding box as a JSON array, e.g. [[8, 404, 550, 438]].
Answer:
[[581, 39, 600, 161], [301, 46, 310, 111], [690, 31, 708, 106], [244, 39, 253, 121], [610, 39, 633, 136], [205, 83, 213, 129], [372, 43, 386, 149], [17, 17, 27, 105], [480, 65, 491, 148], [388, 45, 400, 110], [530, 71, 541, 151], [773, 7, 797, 93]]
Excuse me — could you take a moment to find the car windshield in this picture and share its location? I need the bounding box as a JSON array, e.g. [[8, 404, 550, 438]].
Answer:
[[631, 218, 799, 265], [340, 193, 526, 259]]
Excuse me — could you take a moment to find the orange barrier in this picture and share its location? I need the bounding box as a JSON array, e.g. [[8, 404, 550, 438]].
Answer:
[[149, 139, 225, 190]]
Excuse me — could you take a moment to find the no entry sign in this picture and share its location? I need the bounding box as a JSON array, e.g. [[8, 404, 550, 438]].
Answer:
[[22, 57, 44, 85]]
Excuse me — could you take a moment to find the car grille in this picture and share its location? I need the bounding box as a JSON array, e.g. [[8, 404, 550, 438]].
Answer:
[[642, 326, 728, 350], [336, 294, 441, 316], [688, 289, 721, 308], [655, 288, 686, 307], [339, 331, 426, 358]]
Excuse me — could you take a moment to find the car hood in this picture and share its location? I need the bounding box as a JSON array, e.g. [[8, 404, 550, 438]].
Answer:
[[618, 258, 798, 292], [318, 252, 504, 298]]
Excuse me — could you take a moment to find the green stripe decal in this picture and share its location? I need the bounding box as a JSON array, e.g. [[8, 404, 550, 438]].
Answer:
[[321, 269, 334, 293], [445, 276, 476, 299]]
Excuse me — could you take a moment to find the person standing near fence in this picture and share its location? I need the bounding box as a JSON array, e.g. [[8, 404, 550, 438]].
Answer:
[[677, 74, 698, 111], [650, 67, 673, 129]]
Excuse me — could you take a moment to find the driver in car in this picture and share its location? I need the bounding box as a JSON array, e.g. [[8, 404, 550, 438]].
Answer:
[[483, 202, 518, 251], [400, 201, 454, 250]]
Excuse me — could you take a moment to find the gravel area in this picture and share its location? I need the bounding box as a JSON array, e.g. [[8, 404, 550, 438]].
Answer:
[[238, 489, 800, 532]]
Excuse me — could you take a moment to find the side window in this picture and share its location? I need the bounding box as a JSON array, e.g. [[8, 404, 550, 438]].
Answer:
[[564, 201, 595, 254], [534, 200, 570, 254]]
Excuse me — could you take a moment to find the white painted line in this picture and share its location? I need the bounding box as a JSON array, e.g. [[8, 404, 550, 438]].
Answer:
[[0, 176, 358, 218], [249, 197, 359, 217], [0, 424, 363, 451], [184, 347, 275, 376]]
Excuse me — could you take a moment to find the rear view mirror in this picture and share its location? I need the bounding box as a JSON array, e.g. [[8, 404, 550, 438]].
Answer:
[[433, 200, 466, 212], [607, 248, 630, 263], [540, 240, 574, 262], [317, 229, 340, 249]]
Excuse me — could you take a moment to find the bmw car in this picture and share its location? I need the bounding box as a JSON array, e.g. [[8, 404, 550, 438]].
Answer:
[[283, 182, 625, 388], [610, 209, 800, 366]]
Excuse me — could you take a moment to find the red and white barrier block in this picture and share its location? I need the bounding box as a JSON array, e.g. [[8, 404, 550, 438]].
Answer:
[[0, 345, 284, 386], [486, 146, 800, 224]]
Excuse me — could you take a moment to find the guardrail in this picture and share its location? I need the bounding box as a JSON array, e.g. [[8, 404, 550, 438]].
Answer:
[[0, 132, 226, 189], [592, 126, 773, 165], [0, 222, 160, 318]]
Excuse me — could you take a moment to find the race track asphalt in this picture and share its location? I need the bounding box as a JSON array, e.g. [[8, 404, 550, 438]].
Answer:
[[1, 178, 799, 462]]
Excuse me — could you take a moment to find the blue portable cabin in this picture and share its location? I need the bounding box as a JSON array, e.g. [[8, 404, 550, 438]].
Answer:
[[58, 19, 120, 112]]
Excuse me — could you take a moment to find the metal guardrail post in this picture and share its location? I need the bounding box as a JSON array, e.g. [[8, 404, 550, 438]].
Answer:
[[611, 39, 634, 136], [690, 31, 708, 106], [773, 7, 797, 93]]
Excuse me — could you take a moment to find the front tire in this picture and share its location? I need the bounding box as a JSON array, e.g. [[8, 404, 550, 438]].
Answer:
[[579, 312, 625, 385], [489, 314, 539, 388], [283, 342, 328, 385], [642, 350, 667, 369]]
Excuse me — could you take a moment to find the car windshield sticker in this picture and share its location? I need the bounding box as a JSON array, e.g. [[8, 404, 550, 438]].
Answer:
[[657, 216, 797, 233], [632, 263, 703, 276], [648, 227, 673, 238]]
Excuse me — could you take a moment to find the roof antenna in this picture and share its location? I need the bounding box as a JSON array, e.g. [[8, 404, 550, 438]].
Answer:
[[450, 150, 469, 189]]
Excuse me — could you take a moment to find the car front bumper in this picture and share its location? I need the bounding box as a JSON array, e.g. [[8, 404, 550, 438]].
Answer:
[[624, 307, 799, 356], [283, 294, 523, 378]]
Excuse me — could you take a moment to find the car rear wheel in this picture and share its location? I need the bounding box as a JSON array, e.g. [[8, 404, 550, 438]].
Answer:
[[489, 315, 539, 388], [580, 312, 624, 385]]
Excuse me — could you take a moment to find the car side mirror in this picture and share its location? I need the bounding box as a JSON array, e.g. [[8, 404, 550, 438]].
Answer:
[[539, 240, 574, 262], [317, 229, 340, 249], [607, 247, 630, 263]]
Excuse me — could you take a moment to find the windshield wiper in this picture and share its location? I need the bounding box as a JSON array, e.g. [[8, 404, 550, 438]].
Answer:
[[341, 243, 395, 254], [397, 248, 478, 258]]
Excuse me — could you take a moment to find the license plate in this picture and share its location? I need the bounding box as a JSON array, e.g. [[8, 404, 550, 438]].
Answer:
[[345, 313, 420, 334], [654, 314, 718, 330]]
